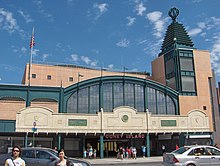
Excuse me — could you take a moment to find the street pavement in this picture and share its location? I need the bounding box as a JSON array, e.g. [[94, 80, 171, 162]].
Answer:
[[83, 156, 163, 165]]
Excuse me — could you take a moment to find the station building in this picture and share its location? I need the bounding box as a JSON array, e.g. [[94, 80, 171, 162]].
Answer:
[[0, 8, 220, 158]]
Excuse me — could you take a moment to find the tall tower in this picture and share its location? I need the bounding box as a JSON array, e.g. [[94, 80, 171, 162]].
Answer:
[[160, 7, 196, 96]]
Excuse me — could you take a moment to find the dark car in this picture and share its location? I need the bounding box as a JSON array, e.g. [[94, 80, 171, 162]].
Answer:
[[0, 147, 91, 166]]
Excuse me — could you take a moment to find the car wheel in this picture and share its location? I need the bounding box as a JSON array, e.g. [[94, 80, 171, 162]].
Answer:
[[187, 164, 196, 166]]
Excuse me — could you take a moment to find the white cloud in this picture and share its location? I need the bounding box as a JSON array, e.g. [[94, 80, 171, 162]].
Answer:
[[70, 54, 79, 62], [188, 28, 202, 36], [33, 0, 54, 22], [0, 8, 19, 33], [143, 39, 162, 57], [192, 0, 203, 3], [81, 56, 91, 65], [197, 22, 206, 29], [135, 2, 146, 16], [68, 53, 98, 67], [0, 64, 22, 73], [147, 11, 162, 22], [21, 47, 27, 54], [18, 10, 33, 23], [211, 35, 220, 76], [108, 64, 114, 69], [93, 3, 108, 20], [116, 38, 130, 48], [42, 54, 49, 61], [126, 16, 136, 26], [146, 11, 166, 38], [91, 60, 98, 66]]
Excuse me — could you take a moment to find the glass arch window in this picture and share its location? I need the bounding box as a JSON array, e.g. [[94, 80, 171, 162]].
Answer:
[[67, 78, 178, 115]]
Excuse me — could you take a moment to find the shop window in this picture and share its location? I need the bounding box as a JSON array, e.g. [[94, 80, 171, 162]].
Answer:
[[47, 75, 52, 80], [69, 77, 73, 82], [32, 74, 36, 78]]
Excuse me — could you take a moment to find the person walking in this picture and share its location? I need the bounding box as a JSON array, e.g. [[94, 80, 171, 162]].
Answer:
[[141, 145, 146, 158], [88, 146, 93, 159], [93, 149, 97, 159], [119, 147, 123, 160], [83, 149, 87, 158], [54, 149, 71, 166], [5, 145, 26, 166], [162, 144, 166, 154], [132, 147, 137, 159]]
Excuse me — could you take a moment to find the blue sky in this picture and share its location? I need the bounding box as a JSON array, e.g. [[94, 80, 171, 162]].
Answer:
[[1, 0, 220, 84]]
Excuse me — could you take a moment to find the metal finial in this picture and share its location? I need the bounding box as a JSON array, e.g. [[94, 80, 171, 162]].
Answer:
[[168, 7, 179, 22]]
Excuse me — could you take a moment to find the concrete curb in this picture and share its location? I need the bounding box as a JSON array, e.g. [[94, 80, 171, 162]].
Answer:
[[82, 156, 163, 165]]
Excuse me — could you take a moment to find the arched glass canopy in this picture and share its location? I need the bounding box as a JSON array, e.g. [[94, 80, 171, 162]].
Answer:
[[65, 76, 179, 115]]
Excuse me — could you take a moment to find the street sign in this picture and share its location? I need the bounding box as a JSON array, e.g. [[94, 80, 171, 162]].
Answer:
[[32, 127, 37, 132]]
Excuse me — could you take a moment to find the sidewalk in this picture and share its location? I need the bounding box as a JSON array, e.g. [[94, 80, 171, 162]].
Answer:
[[83, 156, 163, 165]]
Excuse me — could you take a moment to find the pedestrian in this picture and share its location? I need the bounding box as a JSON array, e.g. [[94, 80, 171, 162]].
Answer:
[[119, 147, 123, 160], [175, 144, 179, 150], [125, 147, 129, 159], [54, 149, 71, 166], [93, 149, 97, 159], [127, 147, 131, 159], [162, 144, 166, 153], [132, 147, 137, 159], [5, 145, 26, 166], [88, 146, 93, 159], [141, 145, 146, 157], [83, 149, 87, 158]]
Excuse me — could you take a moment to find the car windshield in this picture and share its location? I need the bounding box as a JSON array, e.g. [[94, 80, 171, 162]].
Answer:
[[48, 149, 58, 157], [172, 147, 190, 154]]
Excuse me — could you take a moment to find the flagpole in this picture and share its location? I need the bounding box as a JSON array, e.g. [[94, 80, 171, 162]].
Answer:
[[28, 27, 34, 86]]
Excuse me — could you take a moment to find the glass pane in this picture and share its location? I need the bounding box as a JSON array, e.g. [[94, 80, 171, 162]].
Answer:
[[113, 83, 123, 108], [181, 76, 196, 92], [124, 83, 134, 107], [103, 83, 113, 112], [135, 84, 144, 112], [180, 57, 194, 71], [165, 59, 174, 74], [78, 88, 89, 113], [167, 77, 176, 90], [167, 96, 176, 115], [147, 87, 156, 114], [67, 92, 77, 113], [157, 91, 166, 114], [90, 85, 99, 114]]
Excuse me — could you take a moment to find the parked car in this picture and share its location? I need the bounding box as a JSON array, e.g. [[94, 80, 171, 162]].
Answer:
[[0, 147, 91, 166], [163, 145, 220, 166]]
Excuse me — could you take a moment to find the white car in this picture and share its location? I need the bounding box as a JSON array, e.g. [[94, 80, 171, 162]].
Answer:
[[163, 145, 220, 166]]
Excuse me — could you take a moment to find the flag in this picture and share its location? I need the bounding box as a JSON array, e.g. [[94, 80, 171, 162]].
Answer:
[[78, 73, 84, 77], [30, 28, 35, 48]]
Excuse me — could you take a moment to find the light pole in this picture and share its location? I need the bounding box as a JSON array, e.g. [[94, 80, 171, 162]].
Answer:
[[32, 121, 37, 147], [146, 108, 150, 157]]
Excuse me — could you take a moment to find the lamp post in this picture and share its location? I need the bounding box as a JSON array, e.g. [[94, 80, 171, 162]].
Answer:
[[32, 121, 37, 147], [146, 108, 150, 157]]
